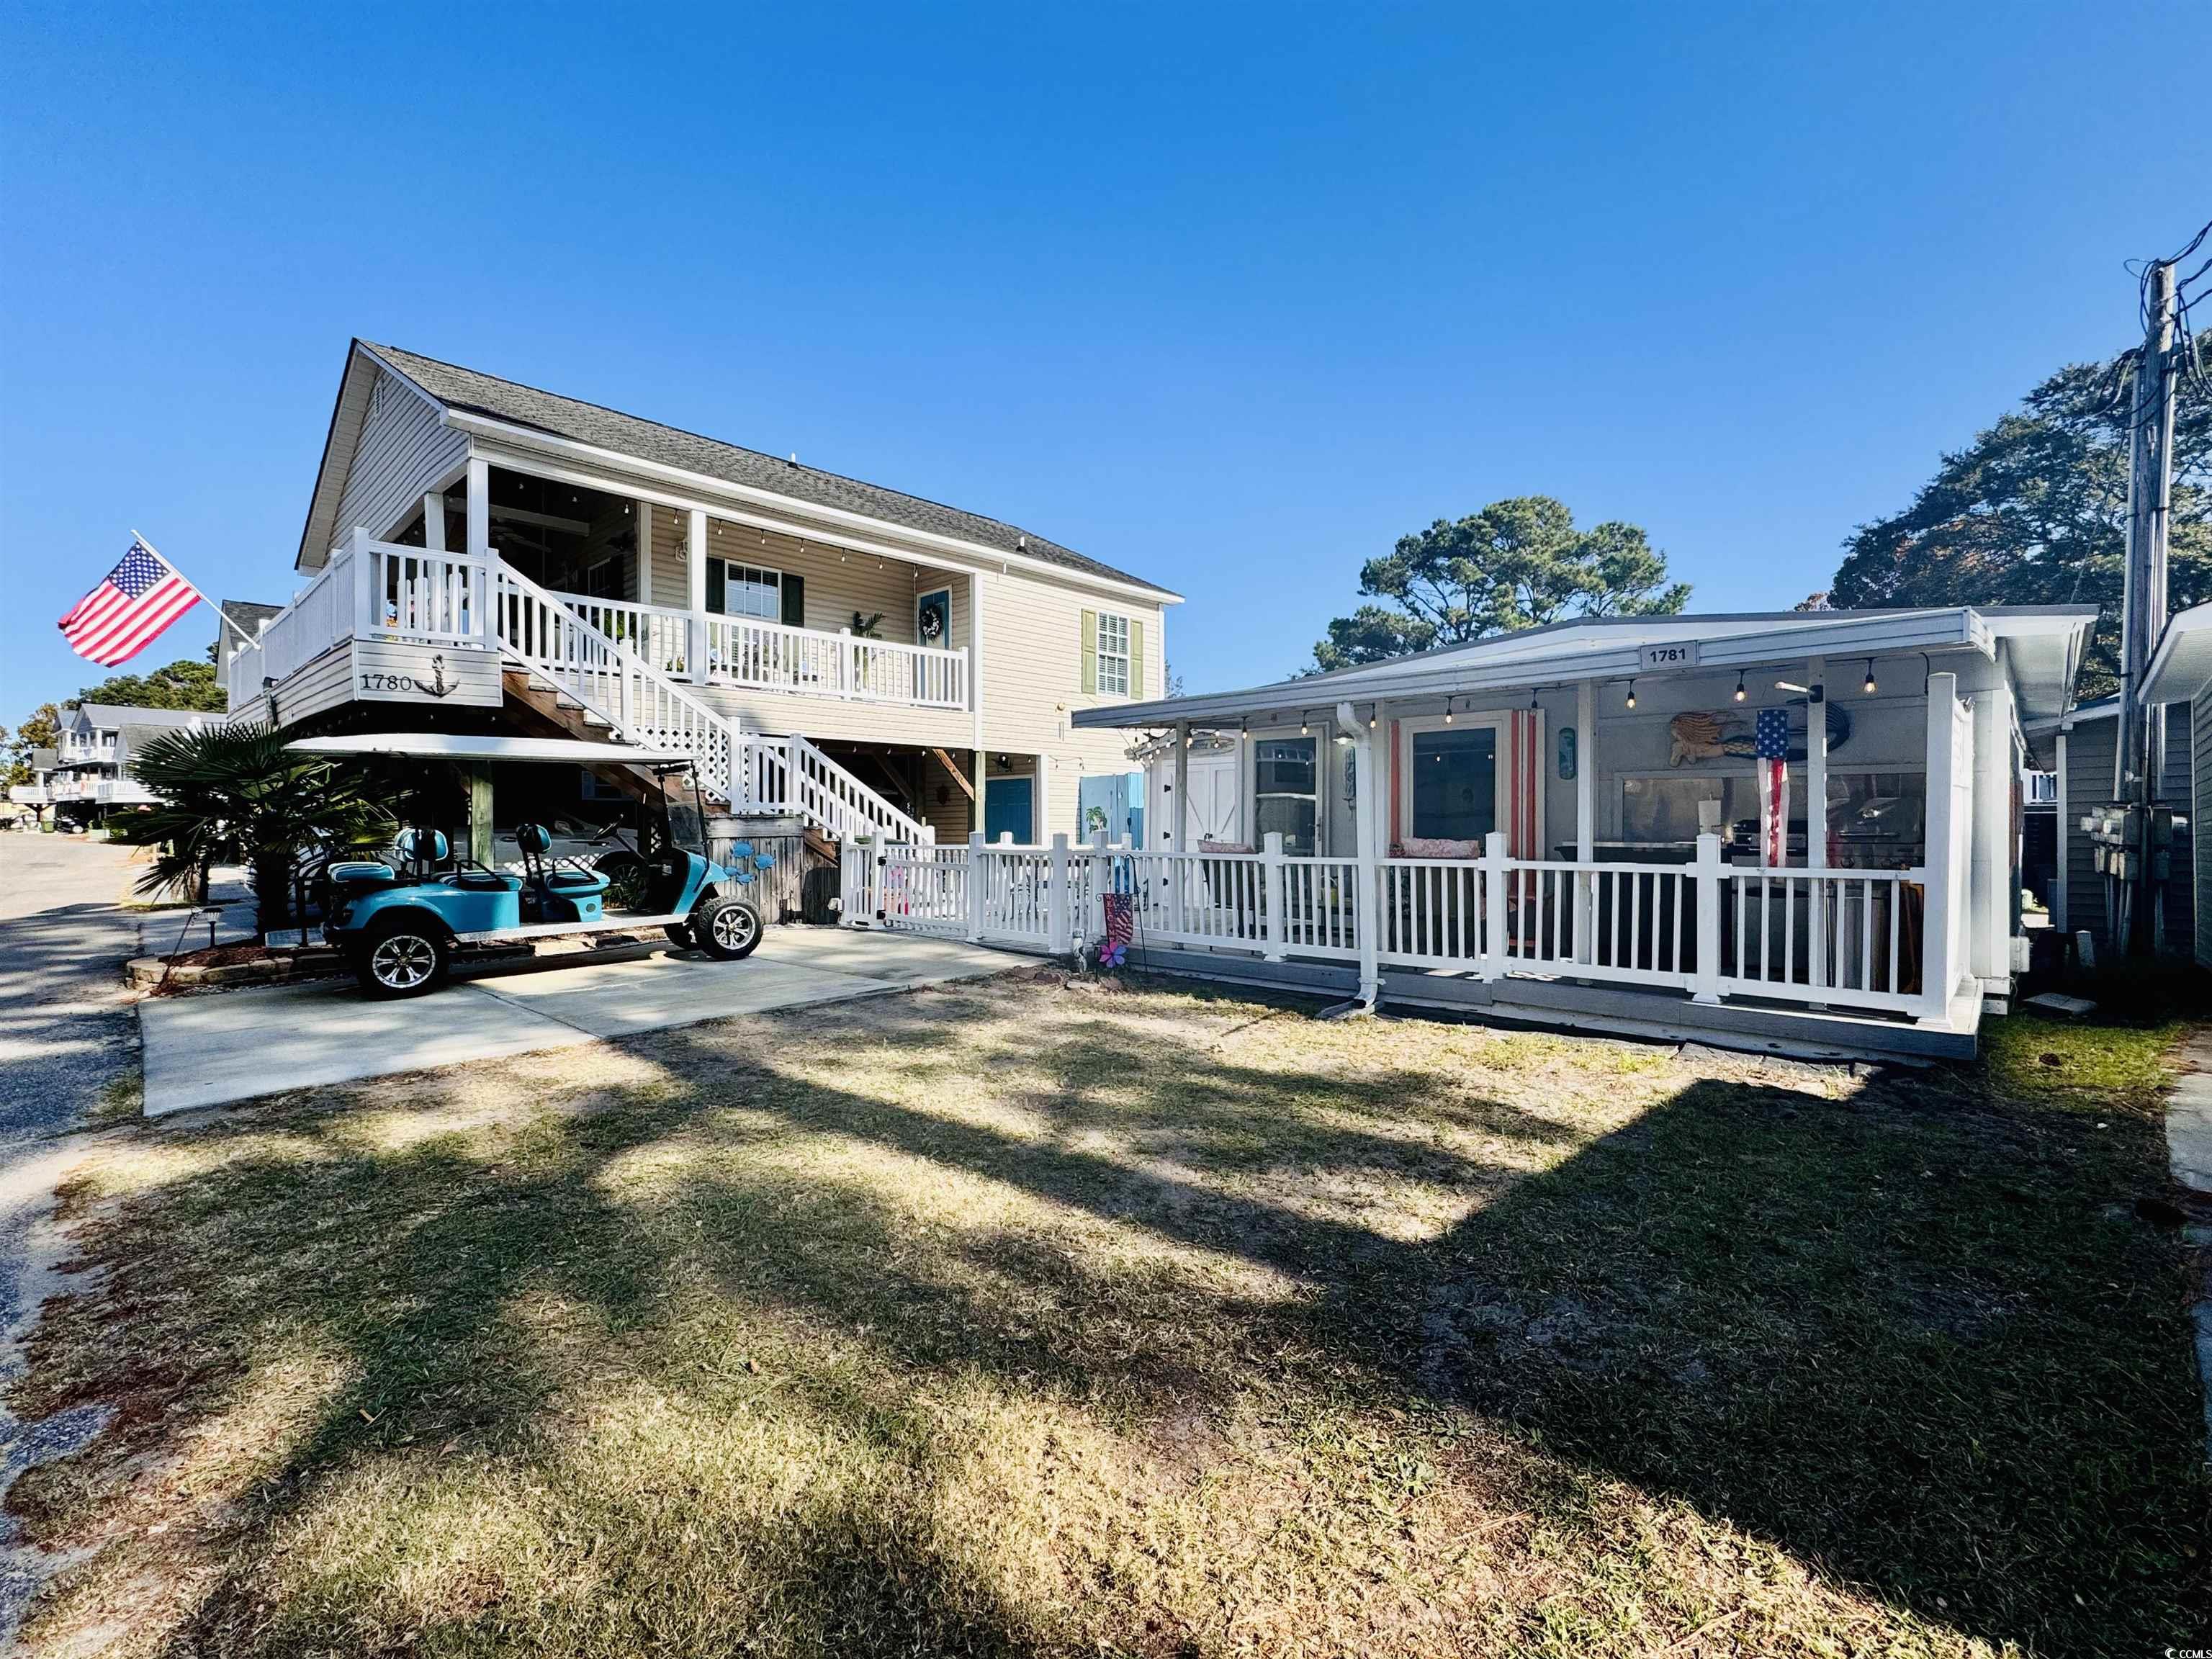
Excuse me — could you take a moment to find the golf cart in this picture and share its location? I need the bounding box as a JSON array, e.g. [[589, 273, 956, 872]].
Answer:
[[284, 734, 767, 998]]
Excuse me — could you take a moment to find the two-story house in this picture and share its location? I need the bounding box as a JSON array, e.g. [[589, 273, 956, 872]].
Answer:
[[226, 341, 1178, 859], [45, 703, 220, 823]]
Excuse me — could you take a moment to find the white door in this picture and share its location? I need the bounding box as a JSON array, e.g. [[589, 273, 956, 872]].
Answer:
[[1146, 747, 1244, 850]]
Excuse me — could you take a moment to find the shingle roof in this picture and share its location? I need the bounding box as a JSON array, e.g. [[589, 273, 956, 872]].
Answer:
[[361, 342, 1174, 596], [219, 600, 284, 635]]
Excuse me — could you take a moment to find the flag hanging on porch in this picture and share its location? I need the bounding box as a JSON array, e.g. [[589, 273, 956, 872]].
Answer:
[[1754, 706, 1789, 867], [58, 537, 204, 665]]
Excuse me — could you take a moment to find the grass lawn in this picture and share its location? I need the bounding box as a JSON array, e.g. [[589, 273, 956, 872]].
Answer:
[[9, 968, 2207, 1656]]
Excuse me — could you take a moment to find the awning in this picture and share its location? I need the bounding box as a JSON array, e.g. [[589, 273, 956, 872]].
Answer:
[[286, 734, 698, 765]]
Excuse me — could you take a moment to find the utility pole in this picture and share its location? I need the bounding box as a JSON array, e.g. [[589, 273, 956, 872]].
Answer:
[[2116, 256, 2180, 954]]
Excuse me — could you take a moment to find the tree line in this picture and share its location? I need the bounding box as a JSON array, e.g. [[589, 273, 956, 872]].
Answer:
[[1310, 351, 2209, 691]]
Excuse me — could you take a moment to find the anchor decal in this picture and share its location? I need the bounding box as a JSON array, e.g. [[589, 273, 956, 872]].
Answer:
[[423, 655, 456, 699]]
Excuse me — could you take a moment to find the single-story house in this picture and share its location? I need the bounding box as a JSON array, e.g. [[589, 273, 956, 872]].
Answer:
[[1056, 604, 2093, 1059]]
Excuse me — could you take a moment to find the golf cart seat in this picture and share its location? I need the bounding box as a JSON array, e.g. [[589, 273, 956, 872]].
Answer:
[[513, 822, 610, 899]]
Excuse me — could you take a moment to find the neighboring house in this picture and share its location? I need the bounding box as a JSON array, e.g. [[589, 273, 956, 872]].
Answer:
[[1058, 604, 2092, 1058], [2024, 693, 2193, 955], [224, 340, 1177, 859], [6, 747, 60, 824], [2135, 606, 2212, 966], [215, 599, 284, 673], [45, 703, 219, 822]]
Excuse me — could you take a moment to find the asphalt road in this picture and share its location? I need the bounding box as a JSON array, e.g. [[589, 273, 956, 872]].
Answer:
[[0, 834, 143, 1148], [0, 832, 143, 1640]]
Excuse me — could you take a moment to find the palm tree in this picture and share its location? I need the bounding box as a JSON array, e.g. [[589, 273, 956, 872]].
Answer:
[[114, 721, 395, 938]]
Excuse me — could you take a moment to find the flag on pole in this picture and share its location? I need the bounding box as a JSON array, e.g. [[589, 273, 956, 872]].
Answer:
[[1754, 706, 1790, 867], [58, 537, 204, 666]]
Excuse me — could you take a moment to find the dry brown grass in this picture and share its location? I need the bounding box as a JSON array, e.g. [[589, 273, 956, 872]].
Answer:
[[6, 968, 2204, 1656]]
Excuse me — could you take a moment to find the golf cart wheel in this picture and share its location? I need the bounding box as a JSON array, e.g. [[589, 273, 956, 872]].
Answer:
[[662, 922, 696, 949], [692, 895, 762, 961], [354, 918, 451, 999]]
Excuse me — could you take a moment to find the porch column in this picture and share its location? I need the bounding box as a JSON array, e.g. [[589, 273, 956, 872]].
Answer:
[[1171, 721, 1190, 855], [686, 508, 709, 685], [1033, 753, 1053, 844], [1969, 657, 2015, 989], [1807, 657, 1827, 992], [2054, 729, 2070, 932], [1920, 671, 1961, 1024], [422, 493, 446, 552], [1575, 678, 1594, 964], [1339, 700, 1380, 1004], [637, 499, 655, 605], [466, 459, 490, 560]]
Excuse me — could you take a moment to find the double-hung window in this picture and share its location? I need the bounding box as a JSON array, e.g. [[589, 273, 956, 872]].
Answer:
[[708, 559, 782, 622], [1254, 737, 1319, 855], [1095, 613, 1131, 696]]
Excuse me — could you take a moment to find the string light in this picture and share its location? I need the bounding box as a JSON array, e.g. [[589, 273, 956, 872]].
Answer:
[[1733, 672, 1748, 703], [1529, 685, 1540, 710], [1625, 680, 1637, 709], [1444, 698, 1454, 724], [1300, 715, 1309, 736], [1863, 658, 1878, 695], [1367, 708, 1377, 729]]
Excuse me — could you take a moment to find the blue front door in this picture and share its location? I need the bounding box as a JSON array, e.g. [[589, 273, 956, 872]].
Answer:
[[984, 777, 1033, 843]]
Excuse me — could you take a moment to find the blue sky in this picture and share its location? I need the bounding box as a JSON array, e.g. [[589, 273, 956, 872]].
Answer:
[[2, 1, 2206, 721]]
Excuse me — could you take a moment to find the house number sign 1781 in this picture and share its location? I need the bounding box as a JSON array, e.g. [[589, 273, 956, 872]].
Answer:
[[1640, 642, 1701, 670]]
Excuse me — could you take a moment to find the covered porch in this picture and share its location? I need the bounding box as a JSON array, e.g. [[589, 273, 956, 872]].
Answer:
[[1023, 606, 2093, 1055], [228, 459, 974, 724]]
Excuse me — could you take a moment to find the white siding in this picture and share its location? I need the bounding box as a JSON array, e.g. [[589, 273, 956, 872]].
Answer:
[[331, 369, 467, 552]]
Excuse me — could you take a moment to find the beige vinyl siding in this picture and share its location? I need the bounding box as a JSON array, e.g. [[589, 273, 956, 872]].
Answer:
[[981, 574, 1163, 757], [332, 369, 467, 550], [647, 510, 969, 647]]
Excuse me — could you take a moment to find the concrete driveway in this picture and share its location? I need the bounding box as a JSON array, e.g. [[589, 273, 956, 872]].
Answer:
[[140, 927, 1013, 1117]]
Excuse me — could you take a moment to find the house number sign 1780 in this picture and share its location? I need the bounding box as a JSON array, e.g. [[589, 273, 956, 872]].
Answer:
[[1640, 642, 1701, 670]]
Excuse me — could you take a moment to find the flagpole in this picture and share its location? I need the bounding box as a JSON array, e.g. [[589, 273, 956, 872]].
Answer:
[[128, 529, 211, 608]]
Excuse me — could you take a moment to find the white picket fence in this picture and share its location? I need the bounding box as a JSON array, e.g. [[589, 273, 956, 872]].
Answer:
[[843, 829, 1943, 1022]]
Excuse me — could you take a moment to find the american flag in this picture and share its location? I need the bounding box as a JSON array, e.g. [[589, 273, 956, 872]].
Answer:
[[58, 539, 202, 666], [1754, 706, 1790, 867]]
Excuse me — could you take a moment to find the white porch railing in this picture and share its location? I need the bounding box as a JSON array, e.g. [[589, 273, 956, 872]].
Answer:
[[843, 830, 1954, 1025], [226, 530, 935, 849], [545, 590, 968, 711]]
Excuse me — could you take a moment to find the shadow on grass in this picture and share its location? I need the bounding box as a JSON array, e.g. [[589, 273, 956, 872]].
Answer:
[[10, 984, 2206, 1655]]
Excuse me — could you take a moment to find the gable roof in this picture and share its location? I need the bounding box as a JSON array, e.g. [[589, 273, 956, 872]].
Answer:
[[219, 599, 284, 636], [343, 342, 1173, 596]]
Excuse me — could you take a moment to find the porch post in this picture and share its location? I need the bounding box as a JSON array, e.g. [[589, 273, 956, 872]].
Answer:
[[1921, 671, 1961, 1024], [1689, 831, 1725, 1003], [350, 526, 374, 637], [1341, 699, 1380, 1004], [1047, 833, 1071, 956], [1480, 830, 1509, 981], [1262, 831, 1287, 961], [1969, 658, 2015, 990], [1171, 722, 1190, 854], [1034, 754, 1053, 845], [966, 830, 985, 943], [465, 459, 491, 645], [686, 508, 709, 685], [636, 499, 655, 605], [1575, 678, 1594, 963], [2054, 729, 2070, 932], [422, 493, 446, 552], [1807, 656, 1828, 994]]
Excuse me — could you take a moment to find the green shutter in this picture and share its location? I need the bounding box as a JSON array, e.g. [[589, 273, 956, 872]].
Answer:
[[781, 572, 806, 627], [1080, 608, 1097, 695], [705, 559, 725, 614], [1128, 618, 1145, 698]]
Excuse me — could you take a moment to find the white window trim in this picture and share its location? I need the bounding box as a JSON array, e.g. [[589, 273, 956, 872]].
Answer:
[[709, 557, 785, 622], [1095, 611, 1131, 698], [1395, 712, 1512, 848]]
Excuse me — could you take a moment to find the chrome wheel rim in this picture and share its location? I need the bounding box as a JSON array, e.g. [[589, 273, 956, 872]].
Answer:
[[711, 905, 755, 951], [370, 934, 436, 989]]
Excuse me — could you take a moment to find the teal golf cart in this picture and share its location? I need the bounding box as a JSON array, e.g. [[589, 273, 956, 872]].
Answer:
[[285, 734, 768, 998]]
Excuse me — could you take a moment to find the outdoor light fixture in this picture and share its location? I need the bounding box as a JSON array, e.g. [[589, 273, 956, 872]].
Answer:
[[1529, 686, 1540, 710], [1775, 679, 1810, 695], [1733, 673, 1748, 703], [1444, 698, 1454, 724], [1300, 716, 1310, 736], [1367, 710, 1377, 729], [1624, 680, 1637, 709], [1863, 658, 1878, 694]]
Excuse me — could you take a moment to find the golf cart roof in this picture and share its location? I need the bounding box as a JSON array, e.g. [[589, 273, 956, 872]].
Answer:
[[287, 734, 700, 765]]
